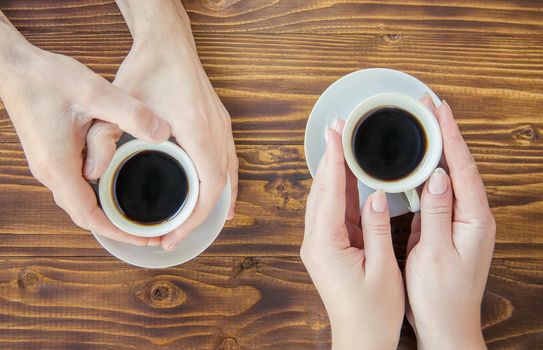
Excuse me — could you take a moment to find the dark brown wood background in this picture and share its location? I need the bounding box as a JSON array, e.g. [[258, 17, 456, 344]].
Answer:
[[0, 1, 542, 349]]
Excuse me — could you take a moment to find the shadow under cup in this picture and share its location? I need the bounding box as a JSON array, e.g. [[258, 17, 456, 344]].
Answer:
[[98, 140, 199, 238], [342, 92, 443, 212]]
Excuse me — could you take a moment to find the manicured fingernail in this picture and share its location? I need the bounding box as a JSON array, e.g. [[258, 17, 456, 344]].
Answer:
[[330, 117, 342, 133], [371, 189, 387, 213], [428, 168, 448, 195], [324, 127, 330, 144], [165, 243, 175, 252], [84, 157, 94, 177]]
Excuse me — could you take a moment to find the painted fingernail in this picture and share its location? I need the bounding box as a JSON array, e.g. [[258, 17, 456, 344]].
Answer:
[[371, 189, 387, 213], [83, 157, 94, 177], [428, 168, 448, 195]]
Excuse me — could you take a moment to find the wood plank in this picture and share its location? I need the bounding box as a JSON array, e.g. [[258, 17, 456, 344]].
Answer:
[[0, 256, 540, 350], [1, 0, 542, 35], [1, 142, 542, 258], [1, 33, 542, 144]]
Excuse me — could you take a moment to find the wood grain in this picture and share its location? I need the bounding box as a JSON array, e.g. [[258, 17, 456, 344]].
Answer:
[[1, 33, 542, 144], [0, 256, 540, 350], [0, 1, 542, 349], [0, 0, 542, 35], [1, 141, 542, 259]]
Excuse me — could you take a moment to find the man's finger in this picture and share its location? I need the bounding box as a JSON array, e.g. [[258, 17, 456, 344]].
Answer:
[[160, 174, 224, 251], [84, 77, 170, 143], [84, 121, 122, 180], [52, 174, 149, 246]]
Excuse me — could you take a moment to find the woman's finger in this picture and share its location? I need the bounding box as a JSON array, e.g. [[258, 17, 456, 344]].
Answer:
[[420, 93, 437, 114], [436, 101, 491, 221], [361, 189, 395, 272], [420, 168, 453, 248], [304, 150, 327, 237], [345, 165, 362, 248], [226, 139, 239, 220], [312, 121, 349, 245], [406, 212, 421, 256]]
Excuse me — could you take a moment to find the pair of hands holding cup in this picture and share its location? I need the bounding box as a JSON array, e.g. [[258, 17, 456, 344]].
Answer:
[[0, 2, 238, 251], [301, 96, 496, 349]]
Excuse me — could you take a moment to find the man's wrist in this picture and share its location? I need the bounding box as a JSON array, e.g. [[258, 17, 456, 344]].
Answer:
[[0, 14, 38, 94], [115, 0, 194, 47]]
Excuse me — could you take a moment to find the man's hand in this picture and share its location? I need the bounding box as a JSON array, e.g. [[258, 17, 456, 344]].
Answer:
[[86, 1, 238, 251], [0, 12, 171, 245]]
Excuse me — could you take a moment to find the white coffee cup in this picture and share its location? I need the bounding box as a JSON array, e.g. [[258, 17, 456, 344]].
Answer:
[[342, 92, 442, 212], [98, 139, 199, 237]]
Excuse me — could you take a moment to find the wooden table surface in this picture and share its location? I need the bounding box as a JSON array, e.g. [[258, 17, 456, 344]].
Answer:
[[0, 1, 542, 349]]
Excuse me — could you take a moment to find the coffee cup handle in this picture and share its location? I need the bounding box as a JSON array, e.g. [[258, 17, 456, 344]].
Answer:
[[401, 189, 420, 212]]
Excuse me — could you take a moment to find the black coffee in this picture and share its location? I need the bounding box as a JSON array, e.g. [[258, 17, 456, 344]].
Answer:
[[352, 107, 426, 180], [114, 151, 188, 224]]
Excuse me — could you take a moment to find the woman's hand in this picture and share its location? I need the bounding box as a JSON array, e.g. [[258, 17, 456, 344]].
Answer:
[[87, 1, 238, 251], [0, 16, 171, 245], [405, 97, 496, 350], [301, 119, 404, 350]]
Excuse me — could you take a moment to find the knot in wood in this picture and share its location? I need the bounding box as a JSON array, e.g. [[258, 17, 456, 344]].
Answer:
[[232, 257, 261, 276], [386, 34, 402, 41], [241, 257, 260, 271], [305, 311, 329, 331], [202, 0, 236, 11], [217, 337, 239, 350], [136, 280, 186, 309], [17, 268, 40, 290], [513, 126, 538, 142]]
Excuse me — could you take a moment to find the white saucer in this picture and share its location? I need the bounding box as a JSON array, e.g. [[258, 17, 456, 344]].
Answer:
[[91, 133, 231, 268], [304, 68, 441, 217], [92, 178, 230, 268]]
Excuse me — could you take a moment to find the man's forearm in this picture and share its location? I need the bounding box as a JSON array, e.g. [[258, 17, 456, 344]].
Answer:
[[115, 0, 192, 43], [0, 10, 36, 95]]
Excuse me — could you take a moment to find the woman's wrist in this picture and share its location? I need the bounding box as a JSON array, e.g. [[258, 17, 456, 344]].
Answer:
[[417, 328, 486, 350], [330, 319, 399, 350]]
